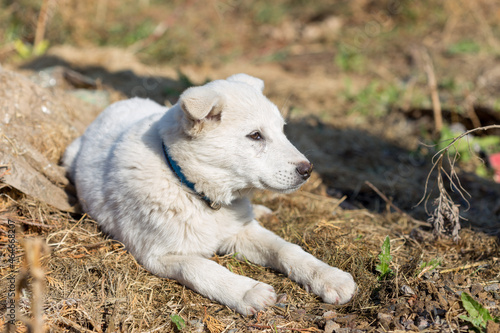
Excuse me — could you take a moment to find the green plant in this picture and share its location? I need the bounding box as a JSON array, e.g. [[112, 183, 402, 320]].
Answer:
[[342, 80, 402, 117], [170, 314, 186, 330], [335, 45, 366, 72], [438, 125, 500, 160], [460, 292, 499, 332], [416, 258, 441, 277], [375, 236, 393, 280], [437, 124, 500, 179], [447, 40, 481, 55], [14, 39, 49, 59], [227, 252, 243, 273]]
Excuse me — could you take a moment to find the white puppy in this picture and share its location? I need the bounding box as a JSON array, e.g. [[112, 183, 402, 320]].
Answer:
[[63, 74, 356, 315]]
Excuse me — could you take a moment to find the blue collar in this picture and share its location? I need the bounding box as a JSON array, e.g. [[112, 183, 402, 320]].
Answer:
[[162, 141, 221, 210]]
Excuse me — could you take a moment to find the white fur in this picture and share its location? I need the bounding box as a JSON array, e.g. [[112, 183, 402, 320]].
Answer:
[[63, 74, 357, 315]]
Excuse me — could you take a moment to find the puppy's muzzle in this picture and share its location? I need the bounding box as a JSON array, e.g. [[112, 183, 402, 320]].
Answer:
[[296, 161, 313, 180]]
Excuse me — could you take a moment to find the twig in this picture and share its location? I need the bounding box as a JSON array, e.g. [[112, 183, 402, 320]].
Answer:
[[365, 181, 405, 215], [463, 93, 482, 129], [365, 181, 429, 226], [81, 240, 113, 250], [440, 260, 489, 274], [421, 48, 442, 134], [0, 217, 55, 229], [417, 264, 438, 279], [247, 324, 321, 332], [34, 0, 54, 49], [56, 316, 97, 333]]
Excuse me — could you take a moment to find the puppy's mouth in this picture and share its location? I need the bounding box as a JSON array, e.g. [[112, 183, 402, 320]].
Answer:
[[260, 180, 304, 194]]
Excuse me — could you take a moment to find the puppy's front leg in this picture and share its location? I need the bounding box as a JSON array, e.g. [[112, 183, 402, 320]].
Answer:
[[222, 221, 357, 305], [149, 254, 276, 315]]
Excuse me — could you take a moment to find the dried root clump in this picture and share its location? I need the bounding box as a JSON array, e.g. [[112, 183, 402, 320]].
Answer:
[[427, 197, 461, 242], [420, 126, 500, 241]]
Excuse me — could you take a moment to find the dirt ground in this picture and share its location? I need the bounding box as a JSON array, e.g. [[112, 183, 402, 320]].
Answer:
[[1, 1, 500, 332]]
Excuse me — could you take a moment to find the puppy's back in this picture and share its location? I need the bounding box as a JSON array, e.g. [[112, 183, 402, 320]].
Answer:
[[63, 98, 167, 210]]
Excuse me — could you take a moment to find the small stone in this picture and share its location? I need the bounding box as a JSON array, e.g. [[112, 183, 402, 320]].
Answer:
[[188, 319, 204, 333], [453, 274, 466, 285], [324, 320, 340, 333], [401, 284, 415, 296], [470, 284, 483, 296], [335, 329, 351, 333], [276, 293, 288, 303], [400, 318, 415, 330], [296, 309, 307, 316], [335, 314, 357, 323], [486, 301, 497, 308], [377, 312, 393, 329], [484, 283, 499, 292], [416, 317, 430, 330], [323, 310, 337, 320]]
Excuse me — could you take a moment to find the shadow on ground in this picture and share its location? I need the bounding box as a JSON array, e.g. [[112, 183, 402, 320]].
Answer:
[[21, 55, 189, 104], [286, 116, 500, 237]]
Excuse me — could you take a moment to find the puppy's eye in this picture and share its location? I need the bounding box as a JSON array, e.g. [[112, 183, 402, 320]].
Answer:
[[247, 131, 263, 141]]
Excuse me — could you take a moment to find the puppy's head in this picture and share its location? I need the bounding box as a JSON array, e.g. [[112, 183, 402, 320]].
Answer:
[[174, 74, 312, 200]]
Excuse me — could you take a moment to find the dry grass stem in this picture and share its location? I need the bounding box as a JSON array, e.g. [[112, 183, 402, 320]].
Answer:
[[34, 0, 54, 49], [14, 238, 50, 333], [421, 48, 443, 135]]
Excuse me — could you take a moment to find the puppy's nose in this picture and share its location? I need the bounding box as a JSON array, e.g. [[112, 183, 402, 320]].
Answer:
[[296, 161, 313, 180]]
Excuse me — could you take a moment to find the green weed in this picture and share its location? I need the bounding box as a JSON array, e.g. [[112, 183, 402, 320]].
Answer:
[[438, 124, 500, 178], [375, 236, 393, 280], [335, 45, 366, 73], [416, 258, 441, 277], [460, 291, 499, 332], [447, 40, 481, 55], [14, 39, 49, 59], [170, 314, 186, 330], [342, 80, 402, 117]]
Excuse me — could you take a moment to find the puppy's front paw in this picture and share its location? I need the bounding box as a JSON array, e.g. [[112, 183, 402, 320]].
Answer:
[[252, 204, 273, 219], [238, 282, 277, 316], [310, 267, 357, 305]]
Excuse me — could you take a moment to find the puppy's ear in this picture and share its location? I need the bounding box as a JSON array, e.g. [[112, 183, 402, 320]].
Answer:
[[180, 86, 223, 121], [226, 73, 264, 92], [179, 86, 223, 135]]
